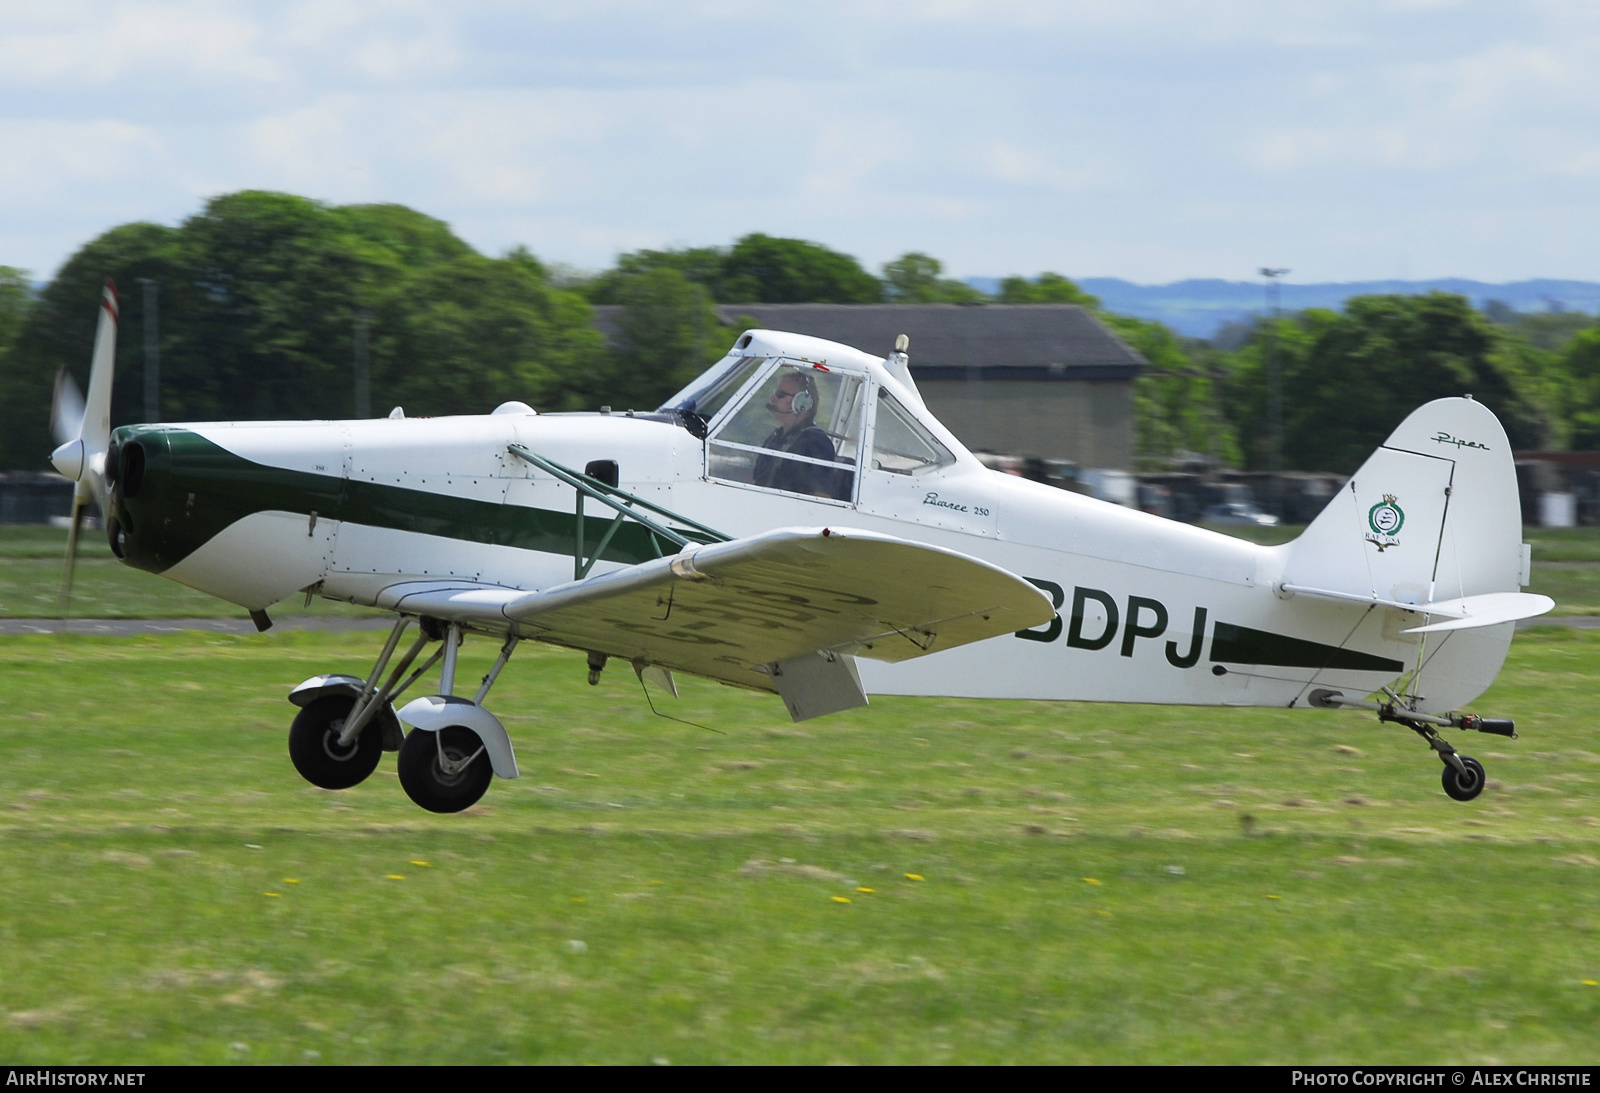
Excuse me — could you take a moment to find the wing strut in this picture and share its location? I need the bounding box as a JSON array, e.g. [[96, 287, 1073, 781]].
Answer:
[[506, 444, 731, 578]]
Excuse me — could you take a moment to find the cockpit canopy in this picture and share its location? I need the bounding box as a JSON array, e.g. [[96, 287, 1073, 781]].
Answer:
[[660, 330, 961, 506]]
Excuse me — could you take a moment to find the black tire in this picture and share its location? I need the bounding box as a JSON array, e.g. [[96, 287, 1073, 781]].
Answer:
[[1442, 756, 1486, 802], [397, 725, 493, 814], [288, 694, 384, 790]]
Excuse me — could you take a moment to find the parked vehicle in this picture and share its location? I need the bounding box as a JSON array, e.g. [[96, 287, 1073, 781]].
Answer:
[[1201, 502, 1280, 526]]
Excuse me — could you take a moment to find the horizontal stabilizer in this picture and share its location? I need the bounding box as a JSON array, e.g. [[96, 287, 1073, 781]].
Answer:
[[1401, 592, 1555, 634]]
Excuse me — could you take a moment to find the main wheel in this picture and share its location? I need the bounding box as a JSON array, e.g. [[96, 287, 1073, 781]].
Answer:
[[397, 726, 493, 814], [288, 695, 384, 789], [1441, 756, 1487, 802]]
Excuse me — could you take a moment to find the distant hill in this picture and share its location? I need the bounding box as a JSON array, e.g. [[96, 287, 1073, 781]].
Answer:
[[960, 277, 1600, 339]]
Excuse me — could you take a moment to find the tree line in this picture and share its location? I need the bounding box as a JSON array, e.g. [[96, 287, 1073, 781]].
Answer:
[[1, 189, 1596, 474]]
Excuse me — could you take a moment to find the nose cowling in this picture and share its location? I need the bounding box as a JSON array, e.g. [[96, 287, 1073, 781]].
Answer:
[[103, 426, 173, 571]]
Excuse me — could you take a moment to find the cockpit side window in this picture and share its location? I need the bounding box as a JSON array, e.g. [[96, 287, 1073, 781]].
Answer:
[[706, 363, 865, 502], [871, 391, 955, 475]]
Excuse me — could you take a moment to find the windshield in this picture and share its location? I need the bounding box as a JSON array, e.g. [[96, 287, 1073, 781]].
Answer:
[[659, 355, 768, 421]]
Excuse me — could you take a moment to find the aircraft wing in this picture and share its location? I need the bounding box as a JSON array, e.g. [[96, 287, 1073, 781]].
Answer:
[[375, 526, 1055, 700]]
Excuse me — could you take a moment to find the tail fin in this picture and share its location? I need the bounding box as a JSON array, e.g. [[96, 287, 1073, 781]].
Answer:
[[1282, 396, 1545, 711], [1284, 397, 1525, 607]]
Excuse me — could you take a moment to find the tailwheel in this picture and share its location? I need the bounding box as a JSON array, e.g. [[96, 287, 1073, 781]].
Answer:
[[288, 695, 384, 790], [397, 726, 493, 813], [1441, 756, 1487, 802]]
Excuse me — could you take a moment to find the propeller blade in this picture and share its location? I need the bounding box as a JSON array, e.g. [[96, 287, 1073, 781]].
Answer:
[[52, 280, 121, 611], [58, 495, 87, 614], [50, 367, 85, 449], [83, 281, 118, 450]]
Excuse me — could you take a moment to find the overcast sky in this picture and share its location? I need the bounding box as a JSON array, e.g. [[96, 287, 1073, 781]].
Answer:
[[3, 0, 1597, 286]]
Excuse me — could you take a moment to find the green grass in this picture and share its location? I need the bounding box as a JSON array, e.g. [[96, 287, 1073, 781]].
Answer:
[[1526, 563, 1600, 616], [0, 527, 380, 619], [1, 628, 1598, 1063], [1522, 527, 1600, 563]]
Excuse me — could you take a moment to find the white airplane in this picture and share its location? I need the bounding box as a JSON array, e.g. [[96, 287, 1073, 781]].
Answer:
[[50, 281, 1553, 813]]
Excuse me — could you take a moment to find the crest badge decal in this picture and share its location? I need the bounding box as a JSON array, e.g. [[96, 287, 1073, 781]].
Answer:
[[1366, 494, 1404, 551]]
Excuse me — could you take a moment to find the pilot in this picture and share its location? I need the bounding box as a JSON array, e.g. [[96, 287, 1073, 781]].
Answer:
[[752, 371, 838, 497]]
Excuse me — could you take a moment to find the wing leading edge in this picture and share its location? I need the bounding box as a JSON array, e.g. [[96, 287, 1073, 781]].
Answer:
[[374, 527, 1055, 707]]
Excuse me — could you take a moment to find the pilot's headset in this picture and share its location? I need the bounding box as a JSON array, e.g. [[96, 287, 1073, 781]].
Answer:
[[770, 372, 818, 416]]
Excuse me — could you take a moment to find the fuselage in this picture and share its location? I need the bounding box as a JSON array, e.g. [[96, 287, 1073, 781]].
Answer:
[[103, 331, 1517, 715]]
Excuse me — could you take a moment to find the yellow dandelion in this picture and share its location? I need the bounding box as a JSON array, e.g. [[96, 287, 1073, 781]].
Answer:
[[905, 873, 925, 882], [283, 878, 299, 884], [832, 896, 852, 904], [386, 874, 405, 880], [856, 887, 875, 893], [1093, 910, 1111, 917], [263, 892, 281, 898], [1584, 980, 1598, 986], [410, 861, 431, 867], [1267, 894, 1282, 900], [1082, 877, 1101, 885], [572, 897, 587, 903]]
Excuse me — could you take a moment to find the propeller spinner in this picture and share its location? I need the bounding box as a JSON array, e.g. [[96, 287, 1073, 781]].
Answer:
[[49, 280, 118, 611]]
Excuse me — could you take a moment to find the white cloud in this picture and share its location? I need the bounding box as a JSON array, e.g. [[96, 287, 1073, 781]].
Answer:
[[0, 2, 282, 85], [0, 119, 167, 194], [2, 0, 1600, 282]]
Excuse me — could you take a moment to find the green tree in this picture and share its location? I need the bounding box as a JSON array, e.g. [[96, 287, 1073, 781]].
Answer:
[[583, 245, 727, 304], [1, 192, 605, 468], [598, 267, 734, 412], [586, 234, 883, 306], [1560, 327, 1600, 450], [997, 272, 1100, 308], [0, 266, 31, 345], [880, 252, 986, 303], [718, 233, 883, 303], [0, 222, 182, 470], [1218, 293, 1549, 473], [1103, 313, 1240, 470], [373, 251, 601, 416], [0, 266, 34, 385]]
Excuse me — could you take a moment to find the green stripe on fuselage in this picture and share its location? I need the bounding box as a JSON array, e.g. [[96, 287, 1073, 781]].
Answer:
[[110, 425, 693, 574], [1211, 621, 1405, 674]]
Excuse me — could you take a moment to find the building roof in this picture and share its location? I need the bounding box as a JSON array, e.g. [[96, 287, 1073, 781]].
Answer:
[[591, 303, 1146, 381]]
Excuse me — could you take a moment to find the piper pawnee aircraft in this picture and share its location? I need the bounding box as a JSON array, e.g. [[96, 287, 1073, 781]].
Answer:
[[49, 281, 1553, 813]]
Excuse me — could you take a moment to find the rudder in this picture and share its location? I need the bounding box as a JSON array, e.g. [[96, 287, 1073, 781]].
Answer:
[[1282, 397, 1527, 712]]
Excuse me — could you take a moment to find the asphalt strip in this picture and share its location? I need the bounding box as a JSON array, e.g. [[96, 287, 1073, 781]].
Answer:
[[0, 616, 396, 636], [1, 616, 1597, 637]]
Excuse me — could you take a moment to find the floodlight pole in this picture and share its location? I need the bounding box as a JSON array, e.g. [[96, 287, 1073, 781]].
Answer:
[[136, 278, 159, 422], [1259, 268, 1289, 477]]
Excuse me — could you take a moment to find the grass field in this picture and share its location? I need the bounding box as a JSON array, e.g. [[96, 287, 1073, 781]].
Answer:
[[0, 527, 380, 620], [1, 626, 1598, 1064]]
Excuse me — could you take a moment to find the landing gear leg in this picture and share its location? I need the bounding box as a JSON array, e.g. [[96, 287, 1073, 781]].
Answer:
[[335, 619, 445, 751], [1405, 722, 1486, 803], [1307, 688, 1507, 803]]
